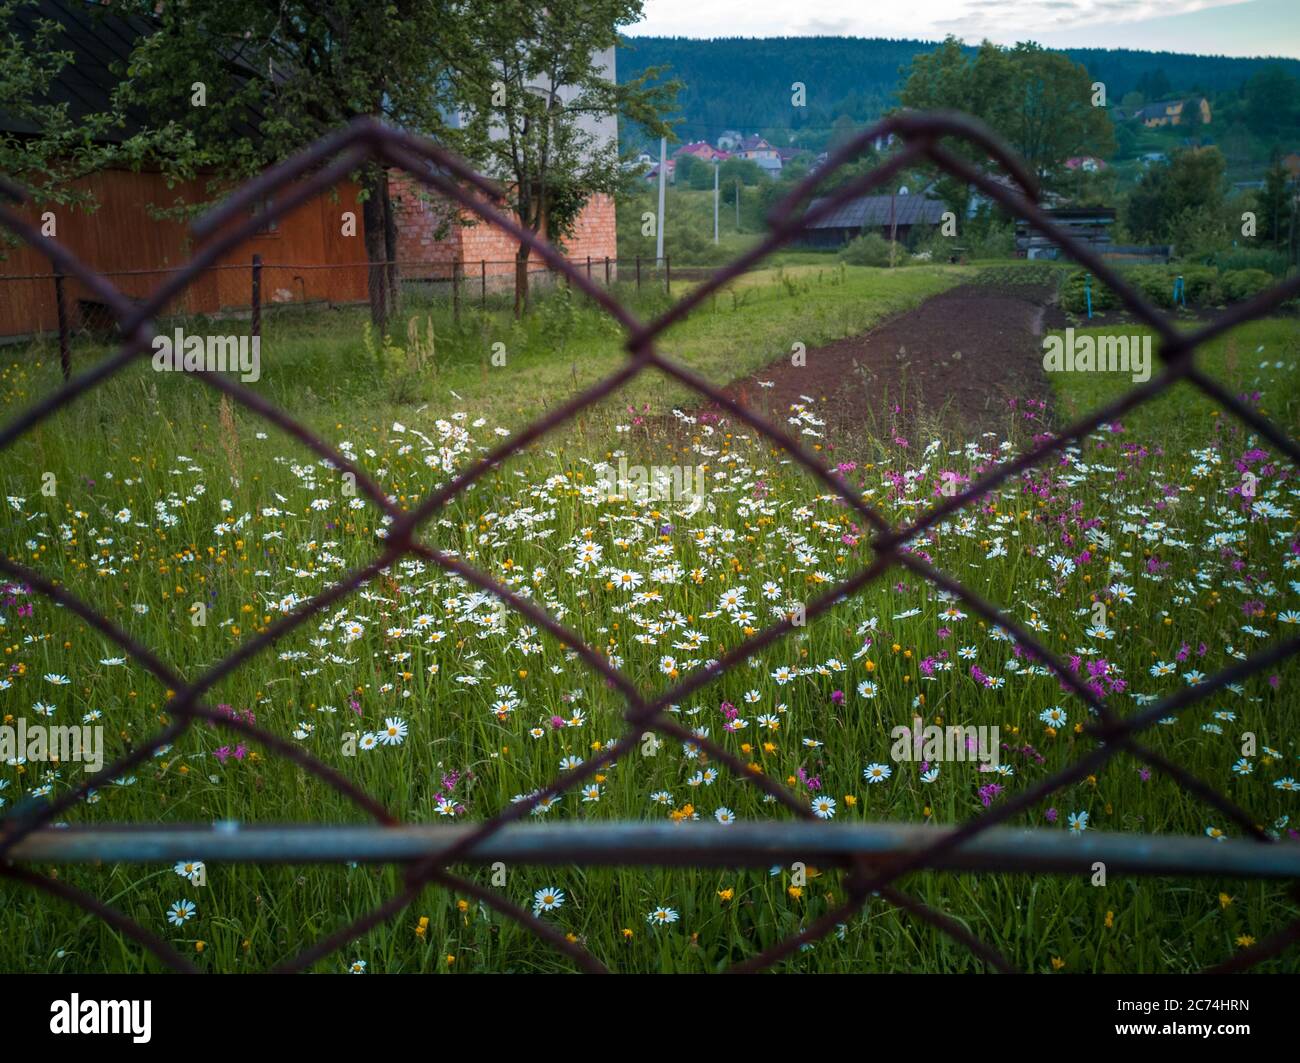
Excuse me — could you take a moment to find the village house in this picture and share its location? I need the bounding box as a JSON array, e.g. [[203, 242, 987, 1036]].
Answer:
[[1131, 96, 1212, 127], [673, 141, 730, 164], [1, 0, 619, 336], [733, 135, 783, 177]]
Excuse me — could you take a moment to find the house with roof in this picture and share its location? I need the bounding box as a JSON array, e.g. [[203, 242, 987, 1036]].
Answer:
[[797, 192, 948, 248], [733, 135, 782, 177], [1132, 97, 1211, 127], [0, 0, 367, 339], [673, 141, 730, 164]]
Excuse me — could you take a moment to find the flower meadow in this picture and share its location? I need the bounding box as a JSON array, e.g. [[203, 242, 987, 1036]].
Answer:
[[1, 337, 1299, 974]]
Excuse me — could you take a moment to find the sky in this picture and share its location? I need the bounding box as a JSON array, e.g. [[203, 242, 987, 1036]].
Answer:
[[626, 0, 1300, 58]]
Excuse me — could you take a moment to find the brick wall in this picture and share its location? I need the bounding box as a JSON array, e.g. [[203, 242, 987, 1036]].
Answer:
[[389, 173, 617, 280]]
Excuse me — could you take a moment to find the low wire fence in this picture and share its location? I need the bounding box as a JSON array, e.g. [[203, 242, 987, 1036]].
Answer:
[[1, 253, 674, 377], [1, 113, 1300, 974]]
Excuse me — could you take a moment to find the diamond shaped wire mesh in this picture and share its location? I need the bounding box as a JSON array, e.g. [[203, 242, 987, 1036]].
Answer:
[[2, 112, 1300, 974]]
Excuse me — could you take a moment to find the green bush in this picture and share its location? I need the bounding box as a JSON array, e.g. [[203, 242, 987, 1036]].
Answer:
[[1125, 266, 1176, 308], [1180, 265, 1221, 304], [839, 232, 898, 267], [1060, 270, 1120, 313], [1059, 262, 1278, 314], [1220, 268, 1274, 303]]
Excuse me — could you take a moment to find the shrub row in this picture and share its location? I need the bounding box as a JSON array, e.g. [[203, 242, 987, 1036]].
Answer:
[[1059, 265, 1278, 314]]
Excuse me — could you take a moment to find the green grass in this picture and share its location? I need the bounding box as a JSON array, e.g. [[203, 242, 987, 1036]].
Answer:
[[13, 262, 965, 434], [1, 278, 1298, 974], [1046, 320, 1300, 442]]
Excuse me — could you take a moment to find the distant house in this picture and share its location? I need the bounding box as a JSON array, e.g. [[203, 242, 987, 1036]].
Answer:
[[673, 141, 729, 164], [1016, 207, 1117, 260], [1065, 156, 1107, 173], [798, 192, 948, 248], [1132, 97, 1211, 127], [734, 135, 782, 176], [735, 135, 778, 159], [1283, 151, 1300, 182]]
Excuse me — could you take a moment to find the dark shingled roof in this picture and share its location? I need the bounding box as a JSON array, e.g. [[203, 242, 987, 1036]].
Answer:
[[803, 193, 948, 229], [1, 0, 264, 142]]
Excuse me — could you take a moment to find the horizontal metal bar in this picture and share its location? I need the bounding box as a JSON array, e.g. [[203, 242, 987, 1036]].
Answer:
[[5, 822, 1297, 879]]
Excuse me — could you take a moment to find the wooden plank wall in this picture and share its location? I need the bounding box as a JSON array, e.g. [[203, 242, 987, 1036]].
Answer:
[[0, 170, 367, 338]]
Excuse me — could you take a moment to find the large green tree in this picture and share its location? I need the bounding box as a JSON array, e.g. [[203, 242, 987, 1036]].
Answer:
[[0, 0, 119, 217], [1125, 146, 1226, 245], [107, 0, 461, 328], [899, 37, 1115, 214]]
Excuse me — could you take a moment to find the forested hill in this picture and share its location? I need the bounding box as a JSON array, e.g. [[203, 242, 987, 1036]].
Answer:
[[617, 35, 1300, 146]]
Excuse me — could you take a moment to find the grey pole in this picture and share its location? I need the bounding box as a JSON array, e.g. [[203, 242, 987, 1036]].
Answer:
[[656, 136, 667, 268], [714, 160, 719, 244]]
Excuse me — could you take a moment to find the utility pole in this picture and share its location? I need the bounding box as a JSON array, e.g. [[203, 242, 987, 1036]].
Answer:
[[889, 184, 900, 268], [713, 160, 720, 244], [656, 136, 667, 268]]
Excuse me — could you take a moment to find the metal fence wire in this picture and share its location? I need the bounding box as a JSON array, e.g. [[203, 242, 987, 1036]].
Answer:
[[3, 112, 1300, 975]]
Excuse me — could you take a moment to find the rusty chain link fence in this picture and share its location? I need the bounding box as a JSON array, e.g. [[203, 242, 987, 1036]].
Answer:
[[2, 112, 1300, 975]]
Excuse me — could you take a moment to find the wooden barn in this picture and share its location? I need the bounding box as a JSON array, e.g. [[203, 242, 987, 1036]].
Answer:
[[0, 0, 368, 341], [797, 192, 949, 248]]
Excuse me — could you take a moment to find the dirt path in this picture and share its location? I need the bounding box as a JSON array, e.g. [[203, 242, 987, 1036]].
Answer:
[[697, 281, 1057, 441]]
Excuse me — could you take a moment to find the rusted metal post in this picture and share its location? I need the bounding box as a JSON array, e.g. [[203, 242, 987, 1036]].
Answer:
[[586, 255, 592, 280], [53, 271, 70, 381], [250, 253, 262, 342], [605, 256, 611, 286]]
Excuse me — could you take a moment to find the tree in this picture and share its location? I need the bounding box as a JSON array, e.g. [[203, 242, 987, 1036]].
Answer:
[[1258, 152, 1295, 250], [1135, 68, 1172, 103], [718, 157, 762, 187], [1126, 146, 1226, 245], [443, 0, 676, 314], [103, 1, 459, 328], [1244, 66, 1300, 138], [899, 37, 1115, 214], [674, 152, 702, 186], [0, 0, 120, 215]]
